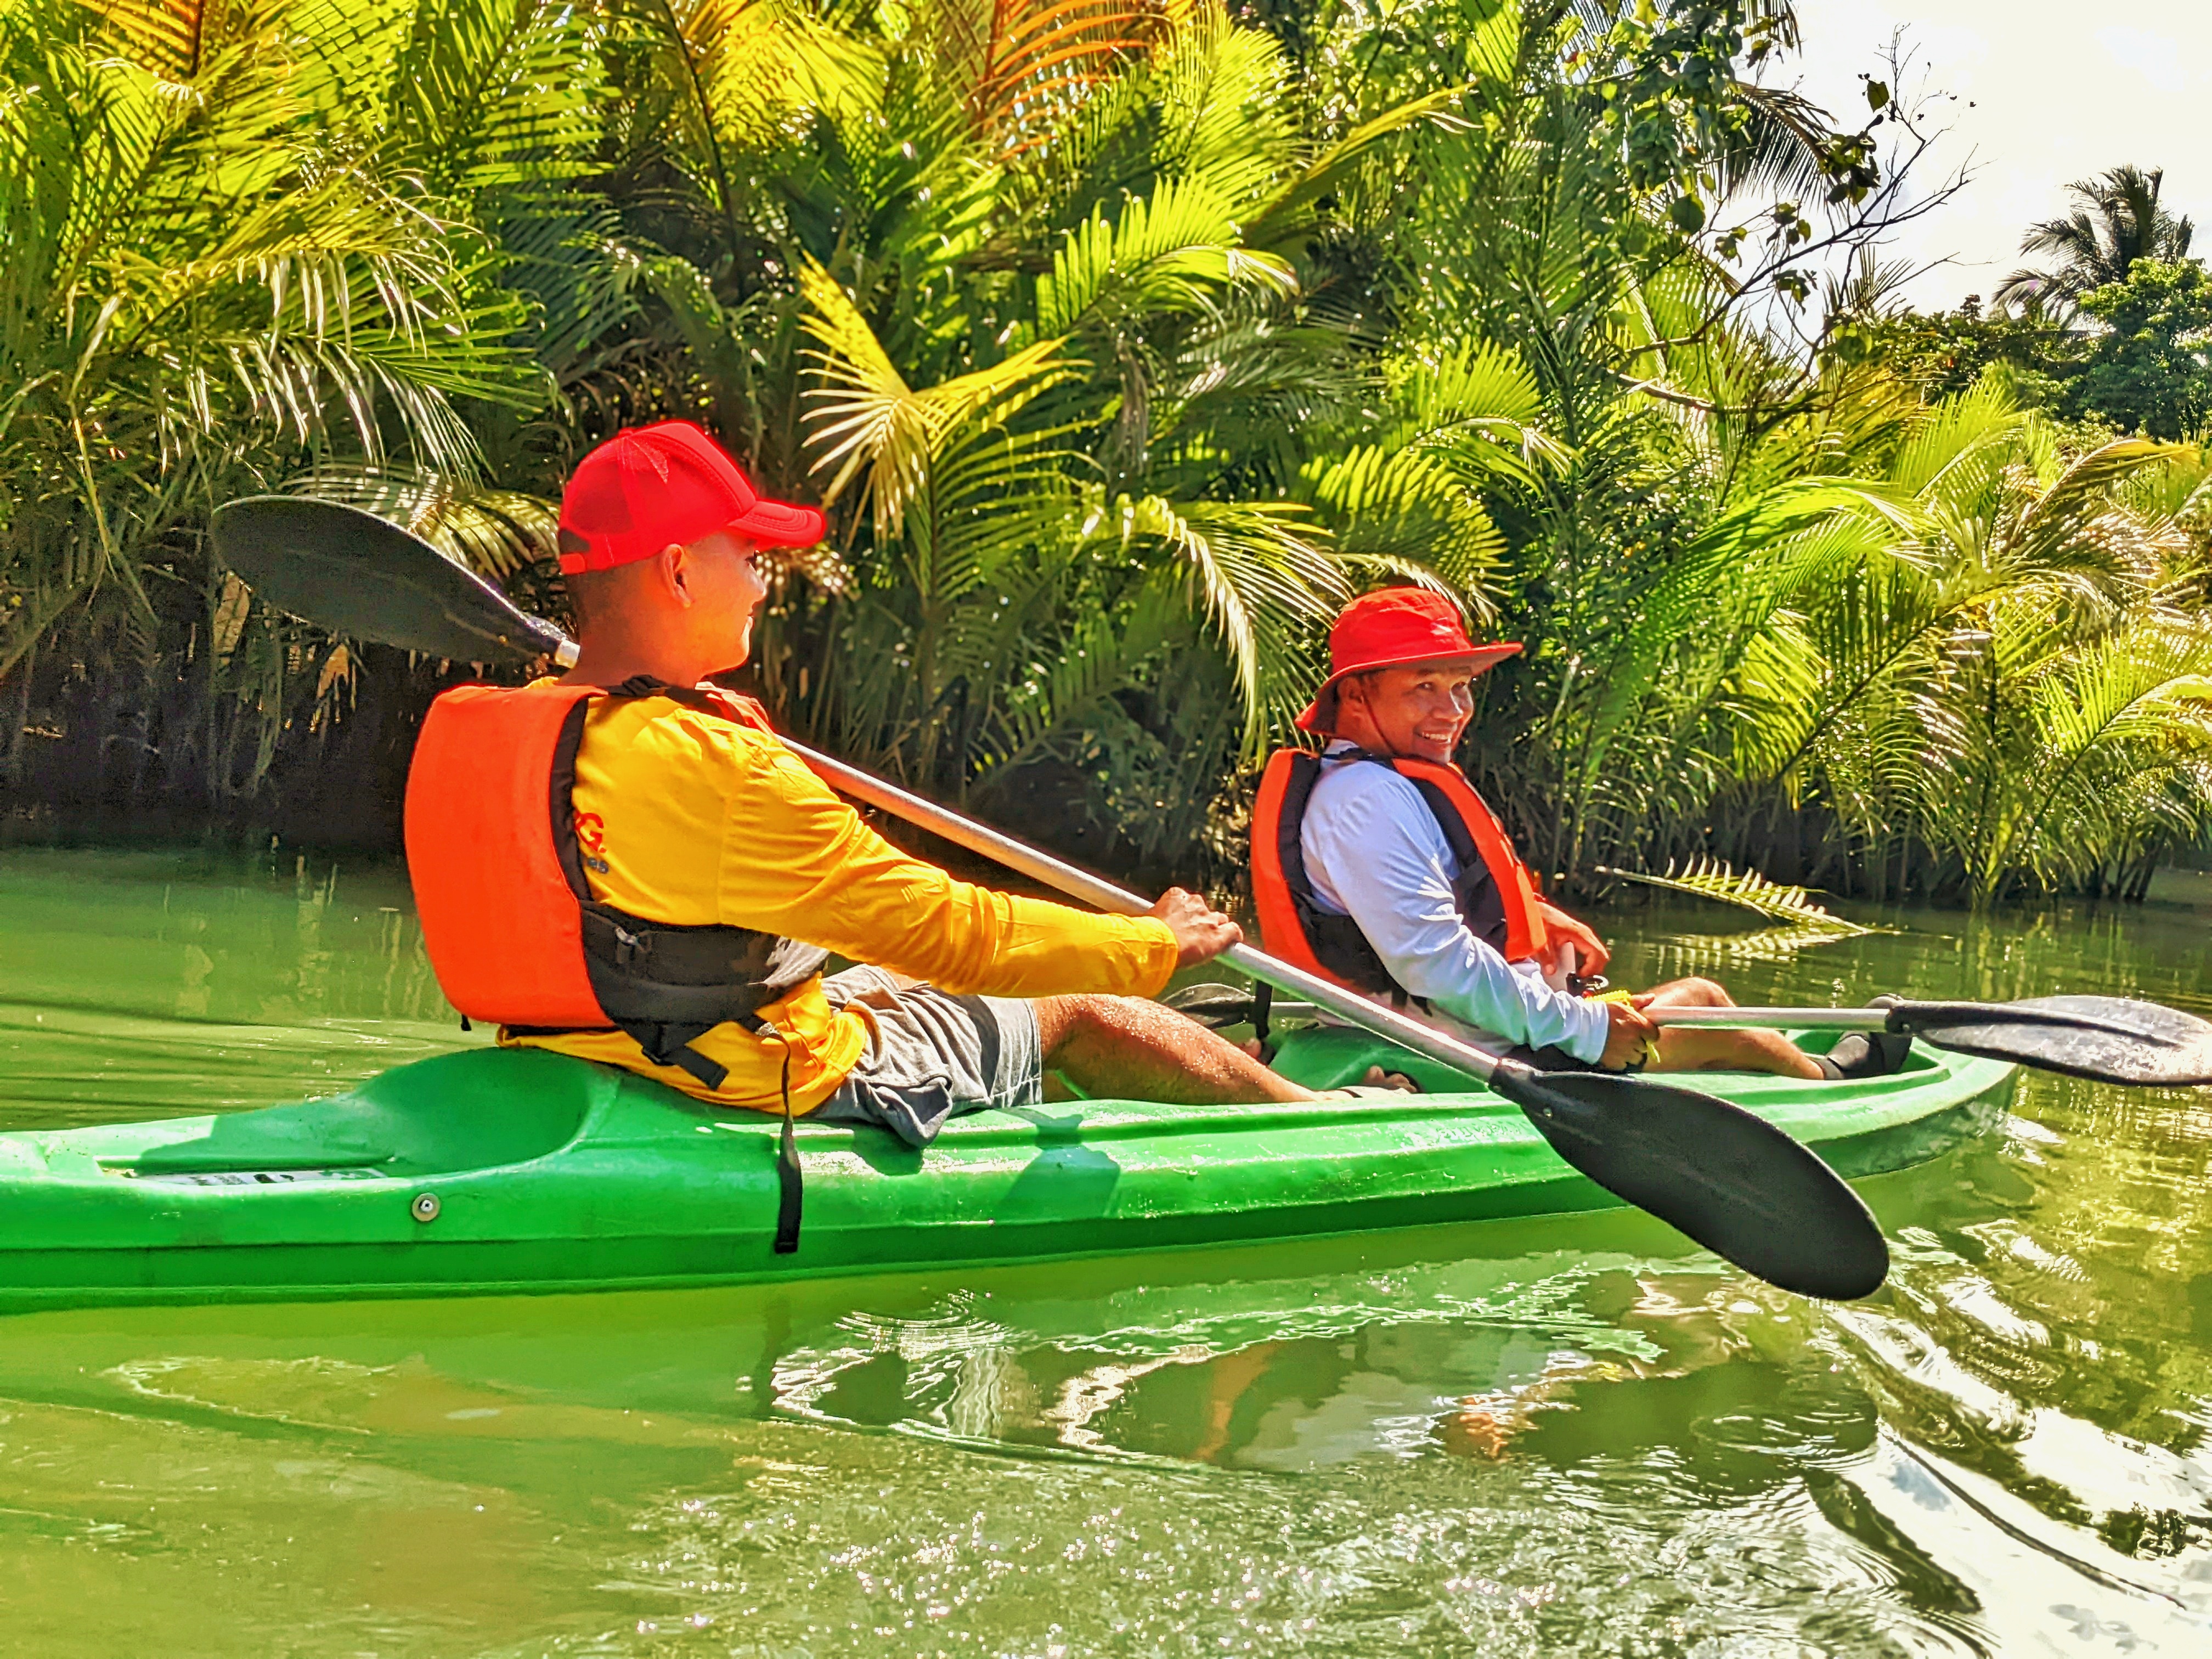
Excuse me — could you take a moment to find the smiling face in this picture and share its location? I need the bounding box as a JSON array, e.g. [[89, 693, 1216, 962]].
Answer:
[[1333, 660, 1478, 764]]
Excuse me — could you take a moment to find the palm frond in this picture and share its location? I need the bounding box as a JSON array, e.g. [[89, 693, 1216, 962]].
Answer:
[[1889, 376, 2027, 505], [1146, 0, 1295, 204], [937, 0, 1177, 153], [1034, 174, 1293, 336], [799, 258, 1076, 535], [1651, 923, 1870, 974], [1595, 856, 1880, 934], [1298, 444, 1505, 593], [284, 464, 559, 578], [78, 0, 213, 80], [1244, 86, 1468, 249], [1088, 492, 1346, 753]]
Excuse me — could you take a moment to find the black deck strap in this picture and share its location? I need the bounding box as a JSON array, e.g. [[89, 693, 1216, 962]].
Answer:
[[667, 1042, 730, 1092], [769, 1031, 802, 1255], [1250, 979, 1277, 1065]]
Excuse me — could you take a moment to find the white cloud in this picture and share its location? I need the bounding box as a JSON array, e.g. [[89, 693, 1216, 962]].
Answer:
[[2095, 26, 2189, 94]]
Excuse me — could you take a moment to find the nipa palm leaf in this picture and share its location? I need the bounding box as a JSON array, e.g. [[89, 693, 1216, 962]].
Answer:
[[1650, 923, 1869, 973], [1594, 856, 1880, 935]]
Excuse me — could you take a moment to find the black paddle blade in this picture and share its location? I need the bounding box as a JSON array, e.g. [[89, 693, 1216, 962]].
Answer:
[[1491, 1066, 1890, 1300], [1885, 995, 2212, 1087], [210, 496, 566, 666]]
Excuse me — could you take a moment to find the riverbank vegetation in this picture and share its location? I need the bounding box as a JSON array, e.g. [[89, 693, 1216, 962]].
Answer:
[[2, 0, 2208, 904]]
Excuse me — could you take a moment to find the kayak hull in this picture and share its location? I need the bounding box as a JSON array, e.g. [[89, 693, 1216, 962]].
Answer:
[[0, 1033, 2016, 1312]]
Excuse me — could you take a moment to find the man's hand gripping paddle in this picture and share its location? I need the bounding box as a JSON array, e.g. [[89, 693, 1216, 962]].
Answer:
[[211, 494, 1892, 1300]]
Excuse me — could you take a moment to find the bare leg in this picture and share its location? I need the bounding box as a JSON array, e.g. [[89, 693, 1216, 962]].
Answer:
[[1036, 995, 1315, 1103], [1641, 978, 1825, 1079]]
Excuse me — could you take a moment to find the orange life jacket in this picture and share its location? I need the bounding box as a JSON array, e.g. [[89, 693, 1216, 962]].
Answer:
[[405, 675, 832, 1255], [403, 678, 830, 1090], [1250, 747, 1606, 1003]]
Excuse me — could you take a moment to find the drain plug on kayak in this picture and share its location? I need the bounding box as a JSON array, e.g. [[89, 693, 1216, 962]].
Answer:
[[411, 1192, 441, 1223]]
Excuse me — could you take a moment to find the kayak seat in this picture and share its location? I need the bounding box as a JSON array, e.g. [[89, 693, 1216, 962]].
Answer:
[[125, 1048, 613, 1182]]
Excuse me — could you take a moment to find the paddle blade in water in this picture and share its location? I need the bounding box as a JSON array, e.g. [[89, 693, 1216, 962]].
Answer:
[[1490, 1066, 1890, 1299], [211, 496, 566, 666], [1885, 995, 2212, 1087]]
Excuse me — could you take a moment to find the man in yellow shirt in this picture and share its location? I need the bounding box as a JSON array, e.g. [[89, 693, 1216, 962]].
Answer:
[[482, 421, 1310, 1141]]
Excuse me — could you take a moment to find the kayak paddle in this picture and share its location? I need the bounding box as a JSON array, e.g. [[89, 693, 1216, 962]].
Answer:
[[210, 494, 1890, 1300], [1648, 1001, 2211, 1087], [210, 495, 576, 664], [1165, 988, 2212, 1090]]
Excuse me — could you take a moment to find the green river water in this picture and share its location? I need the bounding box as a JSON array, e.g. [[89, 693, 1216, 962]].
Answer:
[[2, 847, 2210, 1657]]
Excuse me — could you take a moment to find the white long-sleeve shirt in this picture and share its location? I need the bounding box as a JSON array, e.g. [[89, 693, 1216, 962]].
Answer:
[[1299, 748, 1609, 1062]]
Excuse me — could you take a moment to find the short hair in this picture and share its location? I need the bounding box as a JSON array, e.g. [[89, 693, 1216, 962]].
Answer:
[[563, 558, 650, 631]]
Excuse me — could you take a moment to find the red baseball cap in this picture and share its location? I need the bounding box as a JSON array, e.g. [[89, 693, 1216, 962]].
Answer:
[[557, 420, 826, 575], [1295, 588, 1520, 732]]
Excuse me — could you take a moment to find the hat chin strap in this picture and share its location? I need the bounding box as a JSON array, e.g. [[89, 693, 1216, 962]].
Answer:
[[1318, 675, 1384, 744]]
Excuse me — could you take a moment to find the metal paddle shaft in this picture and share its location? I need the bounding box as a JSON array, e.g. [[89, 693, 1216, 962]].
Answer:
[[792, 748, 1495, 1069], [1651, 998, 2212, 1087], [207, 493, 1892, 1300]]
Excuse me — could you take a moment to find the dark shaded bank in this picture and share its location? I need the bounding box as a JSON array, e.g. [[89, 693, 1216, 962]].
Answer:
[[1, 640, 455, 854], [5, 650, 2204, 911], [0, 648, 1177, 891], [5, 561, 2204, 902]]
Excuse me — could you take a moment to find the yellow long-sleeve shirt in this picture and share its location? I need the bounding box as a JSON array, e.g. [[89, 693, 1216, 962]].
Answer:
[[505, 686, 1179, 1111]]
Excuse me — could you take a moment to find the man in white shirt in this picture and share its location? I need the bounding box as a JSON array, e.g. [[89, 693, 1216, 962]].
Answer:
[[1261, 589, 1904, 1080]]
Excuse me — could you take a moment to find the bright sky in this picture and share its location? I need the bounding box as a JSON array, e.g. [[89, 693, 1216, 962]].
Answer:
[[1780, 1, 2209, 311]]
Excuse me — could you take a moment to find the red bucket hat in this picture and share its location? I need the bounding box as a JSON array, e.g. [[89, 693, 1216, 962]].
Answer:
[[557, 420, 826, 575], [1295, 588, 1520, 732]]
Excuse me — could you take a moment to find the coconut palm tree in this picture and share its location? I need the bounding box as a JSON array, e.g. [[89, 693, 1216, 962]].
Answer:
[[1993, 165, 2196, 319]]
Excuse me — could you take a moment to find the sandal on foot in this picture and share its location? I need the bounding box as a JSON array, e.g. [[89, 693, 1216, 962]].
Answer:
[[1816, 1031, 1914, 1080]]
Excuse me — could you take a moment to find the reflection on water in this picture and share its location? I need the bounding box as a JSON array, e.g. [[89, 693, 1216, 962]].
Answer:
[[0, 847, 472, 1125], [1, 854, 2210, 1654]]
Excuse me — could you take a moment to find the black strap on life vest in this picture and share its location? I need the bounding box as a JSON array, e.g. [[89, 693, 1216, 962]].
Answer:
[[534, 687, 831, 1081], [517, 676, 830, 1254], [1273, 747, 1506, 1008]]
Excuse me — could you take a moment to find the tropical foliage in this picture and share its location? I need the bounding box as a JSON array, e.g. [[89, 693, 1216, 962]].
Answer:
[[2069, 259, 2212, 441], [1868, 165, 2212, 442], [0, 0, 607, 818], [1994, 165, 2196, 319], [0, 0, 2207, 906]]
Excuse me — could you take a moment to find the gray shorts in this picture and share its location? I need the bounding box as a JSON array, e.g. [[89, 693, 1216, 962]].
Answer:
[[809, 967, 1045, 1146]]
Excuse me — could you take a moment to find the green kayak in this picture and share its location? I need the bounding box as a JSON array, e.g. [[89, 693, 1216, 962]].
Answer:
[[0, 1030, 2015, 1312]]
